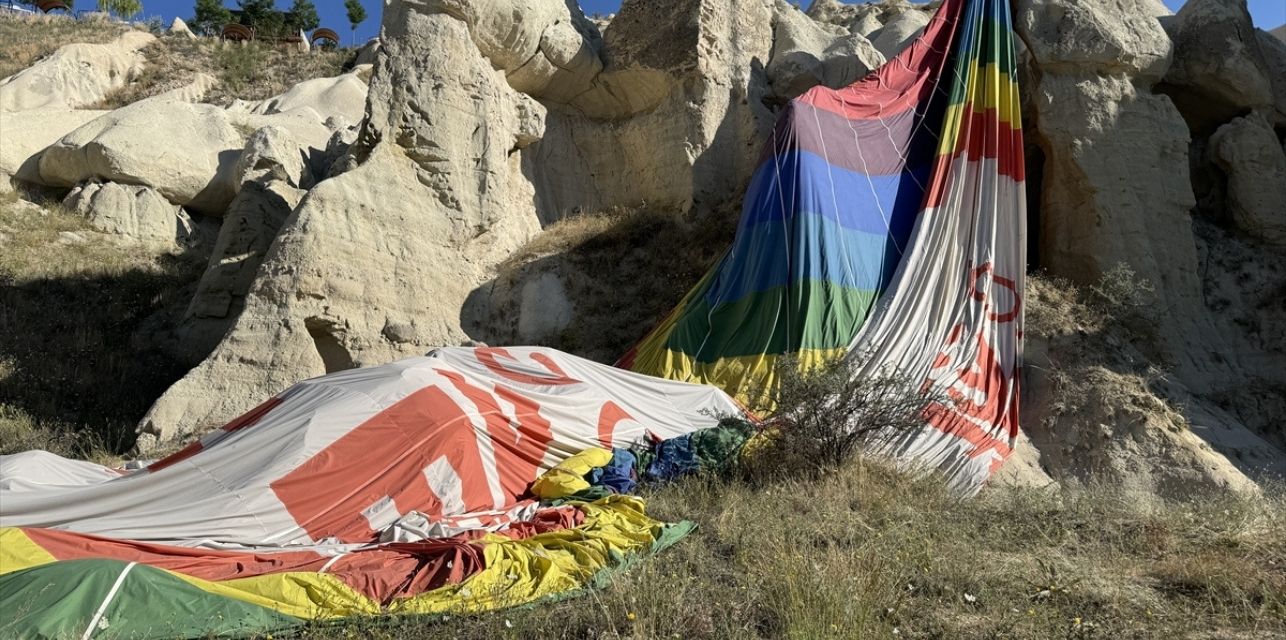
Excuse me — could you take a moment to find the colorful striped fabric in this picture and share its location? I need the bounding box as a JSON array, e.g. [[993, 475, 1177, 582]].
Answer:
[[0, 497, 691, 639], [623, 0, 1025, 493], [0, 348, 740, 637]]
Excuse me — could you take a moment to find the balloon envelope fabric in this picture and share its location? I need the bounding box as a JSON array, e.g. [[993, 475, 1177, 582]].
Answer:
[[622, 0, 1025, 495]]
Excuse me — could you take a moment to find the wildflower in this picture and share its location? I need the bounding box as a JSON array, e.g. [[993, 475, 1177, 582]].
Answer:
[[627, 612, 637, 622], [1073, 617, 1082, 627], [963, 593, 977, 604]]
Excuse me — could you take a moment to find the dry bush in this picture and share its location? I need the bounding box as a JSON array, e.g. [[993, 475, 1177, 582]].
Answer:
[[94, 35, 354, 108], [0, 13, 130, 80], [741, 355, 932, 478]]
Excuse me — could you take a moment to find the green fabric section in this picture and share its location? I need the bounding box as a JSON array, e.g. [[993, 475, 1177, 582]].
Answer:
[[0, 558, 302, 640], [663, 280, 877, 361], [690, 419, 757, 471]]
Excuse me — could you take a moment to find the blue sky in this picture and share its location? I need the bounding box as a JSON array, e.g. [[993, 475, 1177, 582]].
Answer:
[[131, 0, 1284, 49]]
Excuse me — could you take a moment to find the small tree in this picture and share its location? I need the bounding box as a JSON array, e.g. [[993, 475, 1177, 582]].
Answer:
[[343, 0, 366, 45], [284, 0, 318, 33], [191, 0, 232, 35], [98, 0, 141, 18]]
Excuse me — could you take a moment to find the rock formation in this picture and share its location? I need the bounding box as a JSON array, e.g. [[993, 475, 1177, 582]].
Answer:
[[5, 0, 1279, 496], [0, 30, 153, 112]]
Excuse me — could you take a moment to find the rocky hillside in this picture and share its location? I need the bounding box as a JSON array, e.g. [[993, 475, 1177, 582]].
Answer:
[[1, 0, 1284, 502]]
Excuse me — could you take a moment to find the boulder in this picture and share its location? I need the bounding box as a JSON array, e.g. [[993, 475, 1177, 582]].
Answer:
[[1162, 0, 1276, 129], [0, 109, 106, 186], [169, 17, 197, 39], [241, 69, 369, 125], [1254, 30, 1286, 126], [233, 125, 314, 191], [354, 38, 381, 66], [137, 8, 546, 445], [37, 98, 246, 216], [1208, 111, 1286, 246], [524, 0, 780, 216], [0, 31, 154, 112], [765, 3, 884, 102], [62, 182, 197, 248], [178, 179, 306, 361], [867, 8, 930, 60], [1018, 0, 1172, 81]]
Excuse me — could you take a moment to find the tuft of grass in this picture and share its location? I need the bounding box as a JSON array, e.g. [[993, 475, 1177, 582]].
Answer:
[[0, 194, 204, 456], [293, 461, 1286, 639], [94, 35, 355, 108], [0, 13, 130, 80]]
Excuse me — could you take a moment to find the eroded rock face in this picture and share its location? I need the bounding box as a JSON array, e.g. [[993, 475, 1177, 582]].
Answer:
[[868, 8, 930, 60], [1209, 112, 1286, 246], [1161, 0, 1277, 129], [62, 182, 197, 248], [766, 4, 885, 101], [0, 30, 154, 112], [37, 99, 247, 216], [137, 9, 545, 445], [0, 109, 106, 188], [177, 179, 305, 362], [1013, 0, 1286, 490]]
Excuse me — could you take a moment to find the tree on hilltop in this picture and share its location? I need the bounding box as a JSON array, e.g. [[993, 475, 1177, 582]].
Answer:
[[343, 0, 366, 45], [284, 0, 319, 33], [191, 0, 232, 35]]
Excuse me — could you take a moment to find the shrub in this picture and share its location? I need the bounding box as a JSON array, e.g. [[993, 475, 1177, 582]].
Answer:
[[743, 354, 933, 478]]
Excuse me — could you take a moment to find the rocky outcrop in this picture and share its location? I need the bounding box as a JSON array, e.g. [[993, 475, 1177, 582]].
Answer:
[[1161, 0, 1278, 129], [136, 7, 546, 445], [169, 17, 196, 39], [0, 31, 154, 111], [62, 182, 198, 248], [34, 69, 362, 216], [177, 179, 305, 362], [1208, 112, 1286, 246], [868, 8, 930, 60], [37, 98, 246, 216], [0, 109, 106, 189], [1013, 0, 1286, 491], [766, 5, 884, 101]]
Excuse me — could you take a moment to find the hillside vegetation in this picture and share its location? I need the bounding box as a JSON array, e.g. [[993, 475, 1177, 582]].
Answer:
[[0, 13, 129, 79], [95, 35, 354, 108]]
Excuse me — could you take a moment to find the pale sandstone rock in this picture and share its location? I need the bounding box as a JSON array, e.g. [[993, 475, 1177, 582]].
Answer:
[[37, 98, 246, 216], [0, 31, 154, 112], [515, 272, 574, 343], [1209, 112, 1286, 246], [766, 3, 885, 101], [1015, 0, 1286, 492], [1162, 0, 1276, 127], [169, 17, 197, 39], [62, 182, 196, 247], [1019, 0, 1172, 81], [354, 38, 381, 66], [137, 10, 545, 444], [867, 8, 929, 60], [0, 109, 106, 186], [240, 69, 370, 125], [177, 179, 306, 362], [233, 125, 314, 191]]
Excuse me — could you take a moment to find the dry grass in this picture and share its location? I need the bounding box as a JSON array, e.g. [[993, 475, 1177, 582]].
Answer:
[[0, 193, 204, 459], [296, 460, 1286, 639], [0, 13, 130, 80], [94, 35, 354, 108]]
